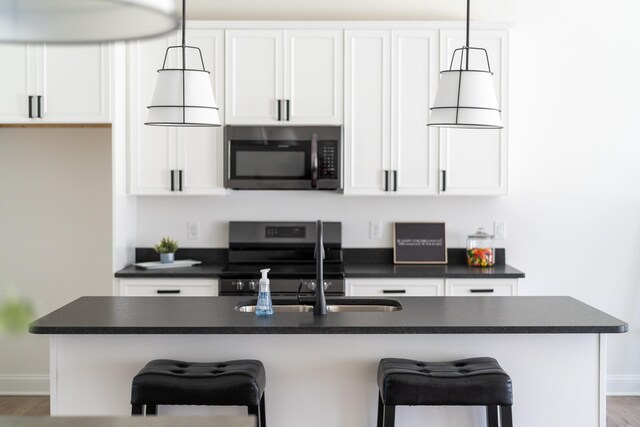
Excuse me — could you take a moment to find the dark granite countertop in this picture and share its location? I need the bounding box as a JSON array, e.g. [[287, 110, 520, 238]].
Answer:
[[114, 248, 524, 279], [30, 296, 626, 335], [115, 264, 225, 278], [343, 263, 524, 279]]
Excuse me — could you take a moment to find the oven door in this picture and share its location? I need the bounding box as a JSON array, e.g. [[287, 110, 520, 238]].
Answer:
[[226, 139, 314, 189]]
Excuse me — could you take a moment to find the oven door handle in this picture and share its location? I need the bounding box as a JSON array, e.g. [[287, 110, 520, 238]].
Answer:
[[311, 132, 318, 189]]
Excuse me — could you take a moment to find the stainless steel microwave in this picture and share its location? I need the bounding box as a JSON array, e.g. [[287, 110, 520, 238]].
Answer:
[[224, 126, 342, 190]]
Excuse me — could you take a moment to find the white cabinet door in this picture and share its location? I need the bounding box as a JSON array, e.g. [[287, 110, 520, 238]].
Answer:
[[0, 44, 36, 122], [347, 278, 445, 297], [128, 34, 179, 194], [285, 30, 343, 124], [119, 278, 218, 296], [438, 29, 508, 195], [39, 43, 111, 123], [178, 29, 226, 195], [225, 30, 283, 124], [391, 30, 439, 195], [445, 278, 518, 296], [344, 30, 391, 195]]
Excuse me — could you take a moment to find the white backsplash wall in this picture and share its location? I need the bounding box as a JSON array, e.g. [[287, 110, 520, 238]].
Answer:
[[136, 193, 507, 249]]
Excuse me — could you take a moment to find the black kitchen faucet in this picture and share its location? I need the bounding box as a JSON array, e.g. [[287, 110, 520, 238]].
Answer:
[[314, 220, 327, 315]]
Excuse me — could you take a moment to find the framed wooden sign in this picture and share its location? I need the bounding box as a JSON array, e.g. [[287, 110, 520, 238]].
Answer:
[[393, 222, 447, 264]]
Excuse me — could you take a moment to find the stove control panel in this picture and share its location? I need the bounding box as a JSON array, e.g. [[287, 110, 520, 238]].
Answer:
[[219, 278, 344, 296]]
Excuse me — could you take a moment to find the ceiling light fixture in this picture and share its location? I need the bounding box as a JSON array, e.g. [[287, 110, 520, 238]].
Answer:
[[145, 0, 220, 127], [427, 0, 502, 129], [0, 0, 177, 43]]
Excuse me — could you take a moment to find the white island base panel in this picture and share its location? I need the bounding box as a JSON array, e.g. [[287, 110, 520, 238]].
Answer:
[[50, 334, 605, 427]]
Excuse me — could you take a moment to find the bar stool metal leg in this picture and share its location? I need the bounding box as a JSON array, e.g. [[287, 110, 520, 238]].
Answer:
[[500, 406, 513, 427], [248, 404, 261, 427], [382, 404, 395, 427], [377, 393, 384, 427], [486, 405, 499, 427], [259, 393, 267, 427]]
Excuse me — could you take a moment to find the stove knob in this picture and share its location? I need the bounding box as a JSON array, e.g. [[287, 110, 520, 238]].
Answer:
[[233, 280, 244, 291], [306, 280, 317, 291], [324, 281, 331, 290], [248, 280, 258, 291]]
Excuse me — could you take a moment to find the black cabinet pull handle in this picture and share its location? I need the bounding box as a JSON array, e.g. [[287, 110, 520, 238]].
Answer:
[[28, 96, 33, 118], [277, 99, 282, 121], [384, 170, 389, 191], [286, 99, 290, 121], [178, 170, 183, 191], [170, 170, 175, 191], [441, 170, 447, 192], [157, 289, 181, 294], [470, 289, 494, 293], [37, 95, 42, 118], [393, 170, 398, 192], [383, 289, 406, 294]]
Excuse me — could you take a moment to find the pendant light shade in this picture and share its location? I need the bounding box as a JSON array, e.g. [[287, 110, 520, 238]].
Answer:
[[146, 67, 220, 127], [428, 69, 502, 129], [427, 0, 502, 129], [146, 0, 220, 127], [0, 0, 178, 43]]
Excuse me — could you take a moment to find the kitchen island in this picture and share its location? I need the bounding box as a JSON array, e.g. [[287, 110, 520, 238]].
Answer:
[[30, 296, 626, 427]]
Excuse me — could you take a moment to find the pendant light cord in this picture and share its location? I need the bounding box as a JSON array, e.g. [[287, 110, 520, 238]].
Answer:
[[181, 0, 186, 124], [465, 0, 470, 71]]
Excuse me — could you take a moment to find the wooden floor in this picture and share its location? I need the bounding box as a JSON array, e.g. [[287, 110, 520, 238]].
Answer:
[[0, 396, 639, 425]]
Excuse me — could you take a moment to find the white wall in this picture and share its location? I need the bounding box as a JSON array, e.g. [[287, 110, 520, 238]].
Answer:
[[0, 128, 112, 394], [136, 0, 640, 393]]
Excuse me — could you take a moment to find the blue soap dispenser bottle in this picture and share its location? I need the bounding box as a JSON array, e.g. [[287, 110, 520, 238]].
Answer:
[[256, 268, 273, 316]]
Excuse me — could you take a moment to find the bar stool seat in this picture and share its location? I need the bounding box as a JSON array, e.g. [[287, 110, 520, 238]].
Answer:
[[377, 357, 512, 427], [131, 359, 266, 426]]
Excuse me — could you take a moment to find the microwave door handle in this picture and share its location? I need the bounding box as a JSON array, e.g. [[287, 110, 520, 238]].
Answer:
[[311, 133, 318, 189]]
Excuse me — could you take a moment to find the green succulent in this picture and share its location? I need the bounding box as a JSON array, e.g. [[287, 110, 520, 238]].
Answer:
[[153, 236, 179, 254]]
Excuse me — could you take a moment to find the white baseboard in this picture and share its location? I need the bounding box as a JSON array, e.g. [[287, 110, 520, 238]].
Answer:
[[0, 375, 49, 395], [607, 375, 640, 396]]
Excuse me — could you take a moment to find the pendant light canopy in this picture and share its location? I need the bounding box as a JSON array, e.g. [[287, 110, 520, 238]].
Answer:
[[0, 0, 178, 43], [428, 0, 502, 129], [146, 0, 220, 127]]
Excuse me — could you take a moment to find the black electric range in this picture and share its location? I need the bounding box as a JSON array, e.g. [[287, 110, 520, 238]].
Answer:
[[219, 221, 345, 296]]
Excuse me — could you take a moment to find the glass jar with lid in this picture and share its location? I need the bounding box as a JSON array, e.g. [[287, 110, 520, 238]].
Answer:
[[466, 227, 495, 267]]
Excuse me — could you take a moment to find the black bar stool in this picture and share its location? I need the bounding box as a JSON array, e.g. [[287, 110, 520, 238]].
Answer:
[[131, 359, 267, 427], [377, 357, 512, 427]]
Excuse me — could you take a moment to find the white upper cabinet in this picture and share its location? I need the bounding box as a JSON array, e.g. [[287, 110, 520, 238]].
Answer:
[[438, 29, 508, 195], [128, 29, 225, 195], [0, 43, 111, 123], [225, 29, 343, 125], [344, 29, 438, 195]]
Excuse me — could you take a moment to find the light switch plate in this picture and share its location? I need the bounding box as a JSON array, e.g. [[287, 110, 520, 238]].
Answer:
[[188, 221, 201, 240], [494, 221, 506, 240], [369, 221, 382, 239]]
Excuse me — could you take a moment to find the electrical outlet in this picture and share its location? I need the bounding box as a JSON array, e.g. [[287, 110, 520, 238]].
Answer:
[[494, 221, 506, 240], [188, 221, 201, 240], [369, 221, 382, 239]]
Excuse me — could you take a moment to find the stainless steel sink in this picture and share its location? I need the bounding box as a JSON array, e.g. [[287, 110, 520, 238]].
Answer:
[[235, 299, 402, 313]]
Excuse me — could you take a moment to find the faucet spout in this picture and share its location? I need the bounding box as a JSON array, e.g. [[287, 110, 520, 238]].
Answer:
[[314, 220, 327, 315]]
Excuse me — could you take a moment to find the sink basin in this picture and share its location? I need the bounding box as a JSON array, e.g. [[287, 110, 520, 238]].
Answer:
[[235, 299, 402, 313]]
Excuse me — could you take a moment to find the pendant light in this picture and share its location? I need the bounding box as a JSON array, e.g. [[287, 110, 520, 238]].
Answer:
[[145, 0, 220, 127], [427, 0, 502, 129], [0, 0, 177, 43]]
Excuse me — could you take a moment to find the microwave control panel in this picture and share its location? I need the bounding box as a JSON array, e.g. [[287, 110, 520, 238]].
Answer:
[[319, 141, 339, 179]]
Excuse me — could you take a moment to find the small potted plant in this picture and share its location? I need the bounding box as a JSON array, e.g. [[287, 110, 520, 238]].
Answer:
[[154, 237, 179, 264]]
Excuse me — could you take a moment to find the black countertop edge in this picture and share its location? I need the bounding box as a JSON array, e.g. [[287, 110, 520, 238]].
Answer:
[[29, 325, 628, 335], [114, 264, 225, 278]]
